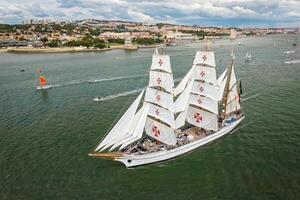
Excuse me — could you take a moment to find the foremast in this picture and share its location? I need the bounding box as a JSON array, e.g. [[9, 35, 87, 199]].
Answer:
[[91, 47, 177, 156]]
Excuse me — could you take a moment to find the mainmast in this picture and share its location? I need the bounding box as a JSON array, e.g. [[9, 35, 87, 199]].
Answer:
[[174, 45, 219, 131]]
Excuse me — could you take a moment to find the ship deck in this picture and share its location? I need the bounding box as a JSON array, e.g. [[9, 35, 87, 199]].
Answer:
[[122, 126, 213, 155]]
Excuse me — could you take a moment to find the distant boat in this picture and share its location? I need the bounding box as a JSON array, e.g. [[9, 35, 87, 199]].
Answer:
[[238, 42, 242, 46], [245, 52, 252, 61], [36, 69, 51, 90], [283, 50, 296, 55], [89, 47, 245, 167]]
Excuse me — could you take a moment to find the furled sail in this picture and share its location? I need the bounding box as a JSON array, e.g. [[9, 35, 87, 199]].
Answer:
[[95, 90, 145, 151]]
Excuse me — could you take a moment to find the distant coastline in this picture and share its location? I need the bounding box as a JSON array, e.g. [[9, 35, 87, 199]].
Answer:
[[0, 45, 159, 54]]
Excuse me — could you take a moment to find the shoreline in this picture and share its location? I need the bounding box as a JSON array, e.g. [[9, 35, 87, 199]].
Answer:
[[1, 44, 159, 54], [0, 36, 259, 54]]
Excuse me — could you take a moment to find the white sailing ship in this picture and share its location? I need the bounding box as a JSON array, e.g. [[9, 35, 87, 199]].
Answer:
[[89, 47, 245, 167]]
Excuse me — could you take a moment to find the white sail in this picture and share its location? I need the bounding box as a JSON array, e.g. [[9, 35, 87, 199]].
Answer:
[[193, 65, 217, 85], [189, 94, 218, 114], [106, 104, 148, 151], [175, 109, 188, 129], [217, 68, 228, 101], [151, 55, 172, 73], [193, 51, 216, 67], [174, 79, 194, 113], [119, 104, 150, 150], [147, 103, 175, 128], [145, 117, 177, 145], [149, 71, 174, 93], [225, 65, 240, 115], [173, 67, 194, 96], [186, 106, 218, 131], [95, 90, 145, 151], [145, 87, 174, 112], [217, 68, 227, 87], [191, 81, 218, 100]]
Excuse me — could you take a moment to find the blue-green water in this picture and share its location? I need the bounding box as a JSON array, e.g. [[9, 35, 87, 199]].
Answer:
[[0, 35, 299, 199]]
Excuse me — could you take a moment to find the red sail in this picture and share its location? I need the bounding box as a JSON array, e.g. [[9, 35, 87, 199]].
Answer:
[[39, 76, 47, 86]]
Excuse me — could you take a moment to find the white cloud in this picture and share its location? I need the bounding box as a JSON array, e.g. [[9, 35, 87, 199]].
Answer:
[[127, 6, 154, 22], [0, 0, 299, 26]]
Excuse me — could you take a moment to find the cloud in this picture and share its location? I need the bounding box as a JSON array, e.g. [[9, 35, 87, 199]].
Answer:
[[127, 6, 154, 22], [0, 0, 299, 27]]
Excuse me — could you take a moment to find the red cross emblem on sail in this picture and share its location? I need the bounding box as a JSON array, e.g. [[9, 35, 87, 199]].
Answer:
[[202, 55, 207, 61], [199, 86, 204, 93], [200, 71, 205, 77], [194, 113, 202, 123], [152, 126, 160, 137], [158, 59, 163, 66], [157, 77, 162, 85], [155, 108, 160, 115], [156, 94, 161, 101], [198, 98, 202, 104]]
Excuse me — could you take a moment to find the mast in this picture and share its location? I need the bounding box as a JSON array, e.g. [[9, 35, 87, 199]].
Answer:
[[174, 45, 219, 131], [221, 51, 241, 118], [221, 55, 234, 118], [94, 47, 177, 152]]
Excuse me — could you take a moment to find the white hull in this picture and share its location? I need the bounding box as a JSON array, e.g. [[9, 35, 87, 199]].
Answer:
[[36, 85, 52, 90], [116, 116, 244, 167]]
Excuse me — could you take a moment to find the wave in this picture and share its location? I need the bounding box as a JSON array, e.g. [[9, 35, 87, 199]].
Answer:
[[241, 93, 260, 102], [94, 88, 144, 101], [88, 74, 146, 83], [285, 59, 300, 65], [36, 75, 146, 90]]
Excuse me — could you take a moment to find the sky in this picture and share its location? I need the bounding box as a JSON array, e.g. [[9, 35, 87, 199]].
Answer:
[[0, 0, 299, 27]]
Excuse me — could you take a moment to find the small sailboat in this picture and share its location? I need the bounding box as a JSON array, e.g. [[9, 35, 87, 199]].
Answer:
[[89, 47, 245, 167], [245, 52, 252, 61], [36, 69, 52, 90]]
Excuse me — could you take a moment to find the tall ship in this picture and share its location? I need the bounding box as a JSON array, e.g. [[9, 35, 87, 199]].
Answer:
[[89, 47, 245, 167]]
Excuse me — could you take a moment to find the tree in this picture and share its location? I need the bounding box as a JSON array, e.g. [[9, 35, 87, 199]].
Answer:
[[41, 37, 48, 47]]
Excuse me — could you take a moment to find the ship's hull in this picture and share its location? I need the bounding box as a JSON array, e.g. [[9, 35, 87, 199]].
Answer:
[[91, 116, 244, 168], [36, 85, 52, 90]]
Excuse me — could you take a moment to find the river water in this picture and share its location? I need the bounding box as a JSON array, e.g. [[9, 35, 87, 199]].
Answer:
[[0, 35, 299, 199]]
